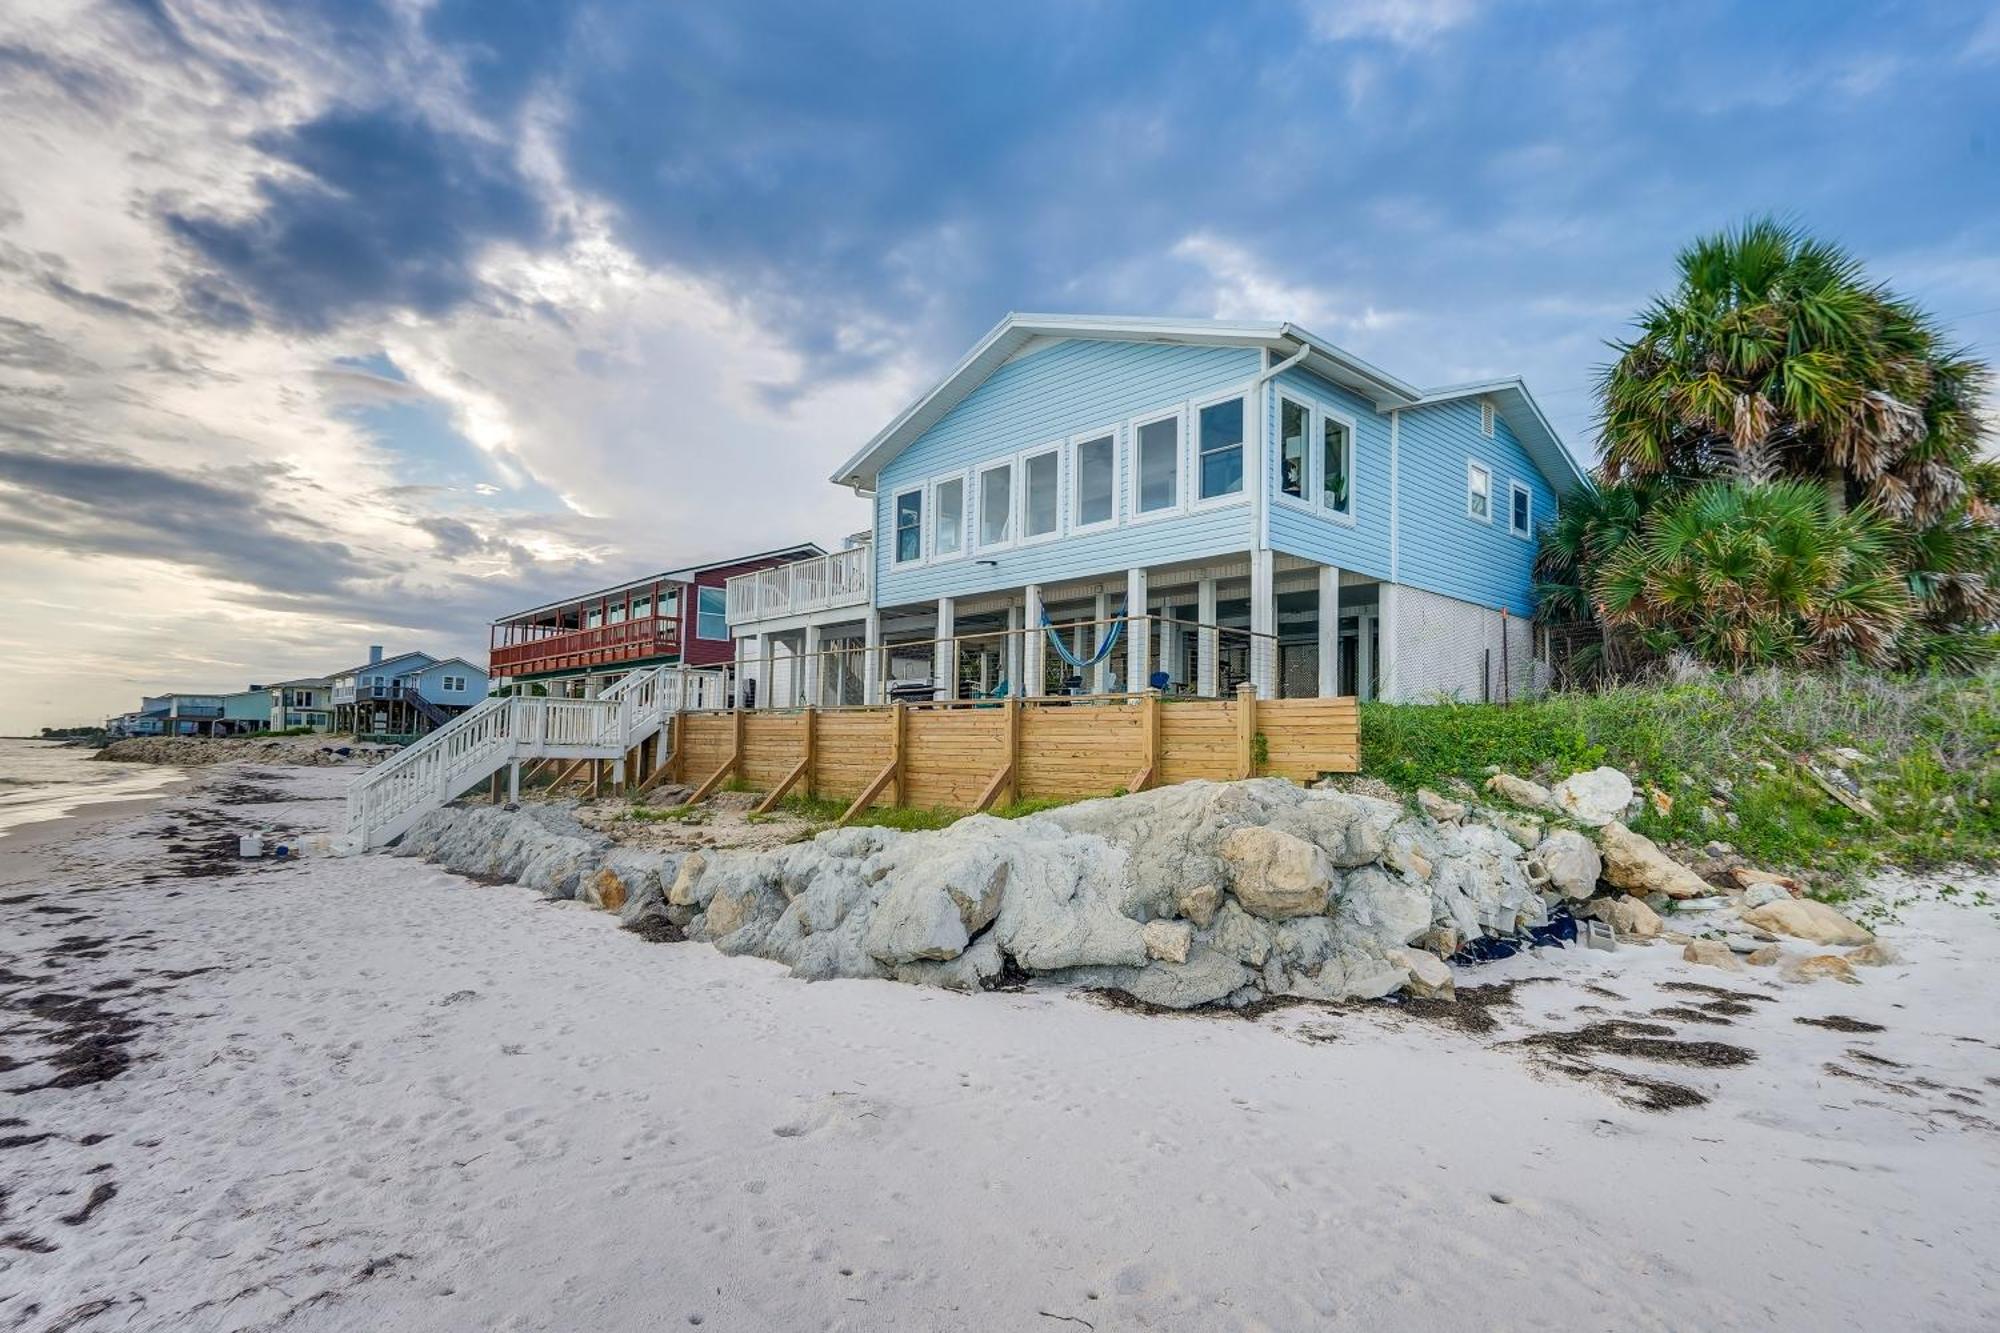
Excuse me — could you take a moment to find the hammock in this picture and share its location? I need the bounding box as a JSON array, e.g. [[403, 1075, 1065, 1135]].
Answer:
[[1041, 605, 1126, 671]]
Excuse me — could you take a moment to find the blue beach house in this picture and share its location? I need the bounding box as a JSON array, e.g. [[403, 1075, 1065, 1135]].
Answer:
[[725, 315, 1587, 705], [330, 646, 489, 736]]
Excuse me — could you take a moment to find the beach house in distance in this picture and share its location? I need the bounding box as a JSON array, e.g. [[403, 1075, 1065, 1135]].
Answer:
[[485, 545, 824, 701], [329, 647, 489, 737], [723, 314, 1587, 707]]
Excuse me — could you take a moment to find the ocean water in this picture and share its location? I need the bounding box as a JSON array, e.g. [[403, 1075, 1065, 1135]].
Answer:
[[0, 738, 183, 840]]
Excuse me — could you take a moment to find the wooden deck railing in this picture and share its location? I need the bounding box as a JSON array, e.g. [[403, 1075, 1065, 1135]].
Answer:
[[665, 685, 1358, 819], [489, 614, 680, 677]]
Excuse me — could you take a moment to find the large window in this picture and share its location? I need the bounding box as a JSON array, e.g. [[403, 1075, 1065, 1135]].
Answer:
[[932, 475, 964, 559], [978, 461, 1013, 547], [893, 488, 924, 564], [1197, 396, 1245, 500], [1322, 416, 1352, 517], [696, 586, 728, 639], [1072, 431, 1116, 530], [1279, 397, 1309, 500], [1467, 461, 1492, 522], [1509, 480, 1532, 538], [1022, 447, 1060, 541], [1135, 412, 1180, 515]]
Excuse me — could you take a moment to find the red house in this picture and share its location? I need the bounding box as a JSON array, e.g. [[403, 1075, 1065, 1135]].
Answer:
[[488, 543, 824, 694]]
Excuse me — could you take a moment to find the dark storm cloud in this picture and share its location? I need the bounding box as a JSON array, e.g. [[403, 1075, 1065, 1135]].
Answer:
[[164, 109, 553, 331], [0, 447, 377, 596]]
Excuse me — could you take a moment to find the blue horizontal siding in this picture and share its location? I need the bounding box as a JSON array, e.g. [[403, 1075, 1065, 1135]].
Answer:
[[411, 660, 490, 704], [876, 339, 1259, 605], [1262, 364, 1394, 583], [1393, 399, 1555, 616]]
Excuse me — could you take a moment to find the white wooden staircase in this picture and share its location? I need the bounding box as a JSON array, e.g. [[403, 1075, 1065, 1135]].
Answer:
[[339, 665, 727, 851]]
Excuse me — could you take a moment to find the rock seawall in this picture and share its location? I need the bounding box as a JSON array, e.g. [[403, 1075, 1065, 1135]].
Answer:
[[395, 778, 1567, 1008]]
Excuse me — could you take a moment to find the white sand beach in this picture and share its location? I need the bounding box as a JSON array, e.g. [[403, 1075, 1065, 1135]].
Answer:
[[3, 763, 1997, 1331]]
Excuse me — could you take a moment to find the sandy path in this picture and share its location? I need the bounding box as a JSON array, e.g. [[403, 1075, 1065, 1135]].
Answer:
[[3, 765, 1997, 1331]]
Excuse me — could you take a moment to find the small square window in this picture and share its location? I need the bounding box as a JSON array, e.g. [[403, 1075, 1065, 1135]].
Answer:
[[1467, 462, 1492, 522], [1509, 481, 1532, 538]]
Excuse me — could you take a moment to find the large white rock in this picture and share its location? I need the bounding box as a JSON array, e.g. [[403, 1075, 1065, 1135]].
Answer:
[[1385, 946, 1454, 999], [1599, 821, 1710, 899], [1739, 898, 1873, 946], [1218, 825, 1335, 919], [1551, 767, 1635, 826], [1143, 919, 1193, 964], [1587, 894, 1663, 940], [1530, 829, 1602, 900], [1483, 773, 1553, 810], [1333, 865, 1432, 948]]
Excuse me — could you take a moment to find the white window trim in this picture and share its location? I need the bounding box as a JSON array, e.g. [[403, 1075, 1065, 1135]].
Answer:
[[695, 585, 730, 640], [928, 470, 969, 562], [1016, 441, 1064, 547], [1127, 404, 1187, 525], [974, 458, 1017, 552], [1318, 401, 1360, 527], [1190, 386, 1252, 511], [890, 485, 927, 567], [1268, 393, 1359, 527], [1067, 425, 1121, 534], [1467, 459, 1493, 523], [1272, 393, 1315, 512], [1508, 479, 1533, 540]]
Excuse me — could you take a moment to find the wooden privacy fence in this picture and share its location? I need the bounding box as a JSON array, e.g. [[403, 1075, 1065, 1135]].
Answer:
[[664, 685, 1359, 821]]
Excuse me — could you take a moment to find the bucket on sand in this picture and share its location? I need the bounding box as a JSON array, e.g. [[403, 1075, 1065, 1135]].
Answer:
[[238, 834, 263, 858]]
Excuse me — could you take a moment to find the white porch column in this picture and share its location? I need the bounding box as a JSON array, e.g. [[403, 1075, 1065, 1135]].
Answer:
[[933, 597, 956, 701], [1377, 583, 1400, 702], [752, 632, 770, 709], [1357, 612, 1376, 702], [1125, 567, 1150, 692], [583, 675, 601, 700], [1159, 606, 1177, 691], [1249, 548, 1276, 700], [1004, 600, 1022, 697], [1023, 584, 1045, 697], [1197, 577, 1218, 697], [862, 610, 882, 705], [1317, 565, 1343, 697], [1091, 591, 1111, 694], [803, 622, 823, 709]]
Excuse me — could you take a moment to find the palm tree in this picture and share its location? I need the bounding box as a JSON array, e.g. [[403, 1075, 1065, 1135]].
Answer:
[[1599, 217, 1989, 526], [1593, 481, 1913, 670]]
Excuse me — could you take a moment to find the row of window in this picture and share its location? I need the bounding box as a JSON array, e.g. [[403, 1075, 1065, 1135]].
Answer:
[[573, 586, 727, 640], [890, 390, 1530, 565], [1467, 461, 1533, 538], [890, 390, 1261, 566]]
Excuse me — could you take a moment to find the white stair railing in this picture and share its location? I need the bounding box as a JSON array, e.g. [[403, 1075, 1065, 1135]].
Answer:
[[340, 664, 732, 851]]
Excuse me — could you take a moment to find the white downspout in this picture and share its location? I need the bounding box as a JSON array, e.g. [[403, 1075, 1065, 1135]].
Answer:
[[1252, 342, 1313, 553]]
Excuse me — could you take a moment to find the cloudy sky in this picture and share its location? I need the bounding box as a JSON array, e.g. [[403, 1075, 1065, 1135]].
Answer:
[[2, 0, 1997, 732]]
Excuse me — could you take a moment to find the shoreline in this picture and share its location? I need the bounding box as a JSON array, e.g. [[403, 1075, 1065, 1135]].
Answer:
[[0, 773, 196, 869]]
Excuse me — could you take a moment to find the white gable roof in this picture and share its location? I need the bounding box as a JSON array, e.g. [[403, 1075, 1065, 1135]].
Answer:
[[830, 313, 1589, 496]]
